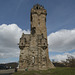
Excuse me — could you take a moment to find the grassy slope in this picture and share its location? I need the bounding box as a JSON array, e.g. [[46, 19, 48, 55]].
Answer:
[[13, 67, 75, 75]]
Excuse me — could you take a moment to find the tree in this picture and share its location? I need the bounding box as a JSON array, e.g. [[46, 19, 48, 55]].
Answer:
[[66, 55, 75, 67], [62, 55, 75, 67]]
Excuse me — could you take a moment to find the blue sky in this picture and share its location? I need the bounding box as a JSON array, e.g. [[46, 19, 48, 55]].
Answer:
[[0, 0, 75, 63]]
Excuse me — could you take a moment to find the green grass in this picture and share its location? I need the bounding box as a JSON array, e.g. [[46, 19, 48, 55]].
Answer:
[[13, 67, 75, 75]]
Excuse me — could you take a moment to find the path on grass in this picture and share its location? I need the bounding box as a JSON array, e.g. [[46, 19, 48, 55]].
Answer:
[[0, 69, 14, 75]]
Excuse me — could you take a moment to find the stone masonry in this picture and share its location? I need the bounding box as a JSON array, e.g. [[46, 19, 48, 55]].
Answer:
[[19, 4, 55, 70]]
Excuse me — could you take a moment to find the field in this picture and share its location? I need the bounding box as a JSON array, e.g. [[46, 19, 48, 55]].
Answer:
[[12, 67, 75, 75]]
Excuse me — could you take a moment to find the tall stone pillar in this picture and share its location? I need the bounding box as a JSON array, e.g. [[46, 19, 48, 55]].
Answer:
[[19, 4, 55, 71]]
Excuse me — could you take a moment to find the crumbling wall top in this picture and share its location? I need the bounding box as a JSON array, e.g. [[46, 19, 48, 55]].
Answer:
[[31, 4, 47, 15], [33, 4, 44, 10]]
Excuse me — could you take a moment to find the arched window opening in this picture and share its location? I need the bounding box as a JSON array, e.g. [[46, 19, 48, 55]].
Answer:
[[32, 56, 35, 64]]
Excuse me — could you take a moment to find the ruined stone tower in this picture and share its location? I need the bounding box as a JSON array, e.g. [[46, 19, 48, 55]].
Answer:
[[19, 4, 54, 70]]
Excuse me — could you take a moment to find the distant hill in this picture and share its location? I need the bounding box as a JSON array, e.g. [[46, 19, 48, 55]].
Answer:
[[0, 62, 18, 69]]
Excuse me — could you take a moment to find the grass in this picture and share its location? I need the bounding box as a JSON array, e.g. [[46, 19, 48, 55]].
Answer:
[[12, 67, 75, 75]]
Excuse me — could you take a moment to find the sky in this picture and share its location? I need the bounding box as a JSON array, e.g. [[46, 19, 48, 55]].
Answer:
[[0, 0, 75, 63]]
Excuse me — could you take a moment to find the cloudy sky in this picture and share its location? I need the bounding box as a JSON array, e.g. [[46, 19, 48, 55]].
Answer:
[[0, 0, 75, 63]]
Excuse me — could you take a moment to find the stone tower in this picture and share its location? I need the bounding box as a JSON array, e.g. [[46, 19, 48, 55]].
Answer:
[[19, 4, 54, 70]]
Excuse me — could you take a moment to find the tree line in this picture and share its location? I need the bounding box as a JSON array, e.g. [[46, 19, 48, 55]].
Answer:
[[52, 55, 75, 67]]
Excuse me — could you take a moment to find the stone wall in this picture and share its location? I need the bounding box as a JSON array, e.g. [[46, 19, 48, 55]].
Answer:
[[19, 4, 55, 71]]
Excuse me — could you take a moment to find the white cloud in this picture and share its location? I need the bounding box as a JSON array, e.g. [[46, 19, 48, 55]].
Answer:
[[0, 24, 75, 63], [50, 52, 75, 62], [0, 24, 30, 59], [48, 29, 75, 52]]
